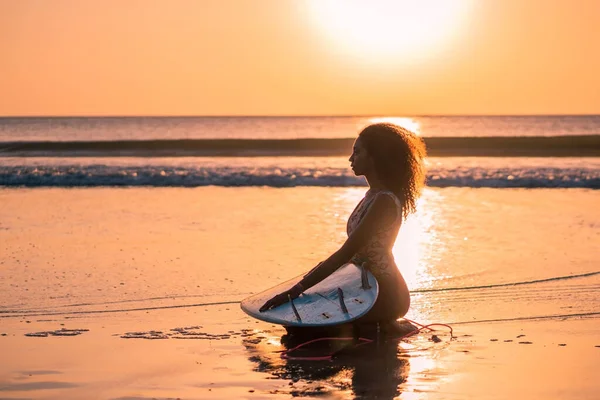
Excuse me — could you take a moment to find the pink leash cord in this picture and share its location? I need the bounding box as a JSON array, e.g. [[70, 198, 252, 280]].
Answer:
[[279, 337, 374, 361], [278, 320, 454, 361]]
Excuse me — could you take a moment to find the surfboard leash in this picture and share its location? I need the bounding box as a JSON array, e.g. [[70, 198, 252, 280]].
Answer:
[[277, 319, 454, 361], [277, 336, 374, 361]]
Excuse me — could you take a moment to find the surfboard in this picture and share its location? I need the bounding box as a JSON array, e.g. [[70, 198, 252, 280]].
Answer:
[[241, 263, 379, 327]]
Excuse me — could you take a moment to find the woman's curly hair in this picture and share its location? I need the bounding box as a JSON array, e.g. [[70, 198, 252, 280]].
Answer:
[[359, 123, 427, 219]]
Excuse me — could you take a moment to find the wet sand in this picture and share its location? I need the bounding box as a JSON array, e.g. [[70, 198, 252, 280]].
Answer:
[[1, 307, 598, 399], [1, 187, 598, 399]]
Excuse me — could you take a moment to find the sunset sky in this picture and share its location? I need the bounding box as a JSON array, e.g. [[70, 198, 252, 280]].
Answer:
[[1, 0, 599, 116]]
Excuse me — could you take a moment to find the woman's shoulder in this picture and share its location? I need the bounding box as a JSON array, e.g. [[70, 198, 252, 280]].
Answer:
[[373, 190, 403, 223], [376, 190, 401, 207], [364, 190, 398, 215]]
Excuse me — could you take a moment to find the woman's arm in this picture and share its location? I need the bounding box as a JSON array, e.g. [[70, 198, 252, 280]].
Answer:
[[259, 193, 397, 312], [299, 193, 397, 289]]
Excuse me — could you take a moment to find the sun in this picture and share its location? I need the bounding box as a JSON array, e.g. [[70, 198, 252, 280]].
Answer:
[[307, 0, 473, 63]]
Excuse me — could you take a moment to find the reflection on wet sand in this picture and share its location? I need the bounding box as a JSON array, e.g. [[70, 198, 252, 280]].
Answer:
[[242, 333, 418, 399], [237, 187, 453, 399]]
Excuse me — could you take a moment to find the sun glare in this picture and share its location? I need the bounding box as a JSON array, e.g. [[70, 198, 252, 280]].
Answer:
[[368, 117, 421, 135], [308, 0, 473, 63]]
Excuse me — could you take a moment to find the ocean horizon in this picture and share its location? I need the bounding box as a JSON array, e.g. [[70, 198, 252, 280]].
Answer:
[[2, 115, 600, 141]]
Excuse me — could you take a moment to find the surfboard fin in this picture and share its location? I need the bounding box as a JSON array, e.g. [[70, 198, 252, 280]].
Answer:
[[361, 263, 371, 290], [337, 288, 349, 314], [287, 294, 302, 322]]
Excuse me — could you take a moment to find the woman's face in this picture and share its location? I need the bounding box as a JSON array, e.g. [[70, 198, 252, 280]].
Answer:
[[349, 137, 372, 176]]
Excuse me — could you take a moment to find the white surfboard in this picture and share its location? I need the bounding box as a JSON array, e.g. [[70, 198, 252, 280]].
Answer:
[[241, 263, 379, 327]]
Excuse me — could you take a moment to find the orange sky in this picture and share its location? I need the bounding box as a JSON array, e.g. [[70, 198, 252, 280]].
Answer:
[[1, 0, 599, 116]]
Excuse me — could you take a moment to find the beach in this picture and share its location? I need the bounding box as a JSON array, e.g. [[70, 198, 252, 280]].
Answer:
[[1, 187, 598, 399], [3, 0, 600, 395]]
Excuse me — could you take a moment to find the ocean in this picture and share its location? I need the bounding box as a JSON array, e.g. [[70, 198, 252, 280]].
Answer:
[[0, 115, 599, 188]]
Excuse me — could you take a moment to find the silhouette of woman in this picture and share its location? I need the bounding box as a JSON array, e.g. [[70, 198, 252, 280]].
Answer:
[[260, 123, 427, 337]]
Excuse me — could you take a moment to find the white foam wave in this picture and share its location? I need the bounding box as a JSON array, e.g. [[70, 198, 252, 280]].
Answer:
[[1, 165, 598, 188]]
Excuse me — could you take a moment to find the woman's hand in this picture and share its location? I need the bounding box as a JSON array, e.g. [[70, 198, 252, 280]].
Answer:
[[259, 292, 289, 312], [259, 284, 303, 312]]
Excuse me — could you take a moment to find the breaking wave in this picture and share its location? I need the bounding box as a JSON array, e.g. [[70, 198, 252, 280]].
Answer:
[[1, 164, 598, 188]]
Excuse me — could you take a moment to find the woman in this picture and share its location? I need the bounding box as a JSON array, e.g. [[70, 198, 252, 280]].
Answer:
[[260, 123, 427, 337]]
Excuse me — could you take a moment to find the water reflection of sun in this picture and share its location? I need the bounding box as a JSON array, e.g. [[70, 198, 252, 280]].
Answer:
[[393, 189, 445, 290]]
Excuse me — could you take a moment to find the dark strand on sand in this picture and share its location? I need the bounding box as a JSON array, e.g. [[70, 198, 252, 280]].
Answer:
[[4, 271, 598, 316], [450, 311, 600, 325], [412, 271, 600, 293], [0, 300, 242, 318]]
